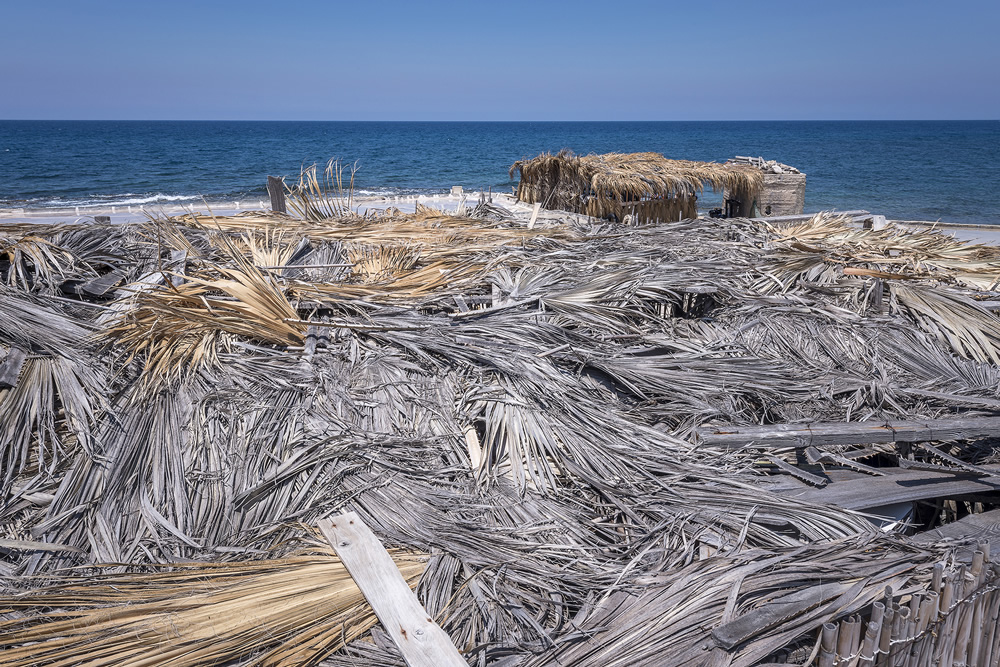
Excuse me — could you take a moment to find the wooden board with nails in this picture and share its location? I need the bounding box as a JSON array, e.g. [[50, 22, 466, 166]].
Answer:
[[317, 513, 466, 667]]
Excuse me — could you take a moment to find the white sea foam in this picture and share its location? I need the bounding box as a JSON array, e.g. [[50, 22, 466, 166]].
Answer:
[[100, 193, 197, 206]]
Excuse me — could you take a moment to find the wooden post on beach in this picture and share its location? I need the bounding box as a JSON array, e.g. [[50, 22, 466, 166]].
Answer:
[[266, 176, 286, 214]]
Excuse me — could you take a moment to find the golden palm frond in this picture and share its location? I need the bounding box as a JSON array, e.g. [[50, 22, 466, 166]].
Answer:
[[285, 159, 360, 221], [0, 235, 81, 290], [347, 244, 420, 283], [102, 262, 304, 379], [0, 545, 426, 667]]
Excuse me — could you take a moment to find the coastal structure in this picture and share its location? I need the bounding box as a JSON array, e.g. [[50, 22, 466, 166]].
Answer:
[[511, 151, 807, 222], [510, 150, 764, 223], [723, 155, 807, 218]]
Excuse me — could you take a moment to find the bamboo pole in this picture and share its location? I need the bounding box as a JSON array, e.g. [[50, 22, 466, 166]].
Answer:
[[932, 563, 944, 596], [819, 622, 839, 667], [967, 593, 985, 666], [933, 580, 955, 665], [859, 602, 884, 666], [916, 592, 940, 665], [839, 615, 861, 665], [888, 604, 909, 667], [983, 581, 1000, 666], [877, 603, 894, 667]]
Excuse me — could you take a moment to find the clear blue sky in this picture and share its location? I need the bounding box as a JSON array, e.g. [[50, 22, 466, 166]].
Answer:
[[1, 0, 997, 120]]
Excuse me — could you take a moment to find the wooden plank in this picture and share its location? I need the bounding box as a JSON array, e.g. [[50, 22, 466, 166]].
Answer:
[[693, 416, 1000, 450], [0, 347, 27, 388], [911, 508, 1000, 552], [528, 202, 541, 229], [780, 465, 1000, 511], [316, 513, 466, 667], [267, 176, 286, 214]]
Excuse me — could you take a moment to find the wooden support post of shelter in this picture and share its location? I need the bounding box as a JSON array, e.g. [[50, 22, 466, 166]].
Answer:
[[317, 513, 466, 667], [267, 176, 286, 214]]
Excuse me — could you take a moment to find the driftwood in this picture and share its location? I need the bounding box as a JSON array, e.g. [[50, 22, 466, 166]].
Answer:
[[318, 514, 465, 667]]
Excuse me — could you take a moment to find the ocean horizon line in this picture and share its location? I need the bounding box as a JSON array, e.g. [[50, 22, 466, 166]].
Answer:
[[2, 118, 997, 123]]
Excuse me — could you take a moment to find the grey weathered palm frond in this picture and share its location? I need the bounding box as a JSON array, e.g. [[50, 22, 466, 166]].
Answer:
[[522, 536, 929, 667], [0, 286, 96, 354], [0, 356, 104, 490], [892, 283, 1000, 364]]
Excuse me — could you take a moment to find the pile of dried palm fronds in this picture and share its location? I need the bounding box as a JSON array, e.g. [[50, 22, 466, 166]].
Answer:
[[4, 197, 1000, 666], [510, 149, 763, 221]]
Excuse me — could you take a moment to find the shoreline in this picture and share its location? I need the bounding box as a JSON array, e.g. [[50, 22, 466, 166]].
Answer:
[[3, 193, 999, 245], [0, 193, 487, 225]]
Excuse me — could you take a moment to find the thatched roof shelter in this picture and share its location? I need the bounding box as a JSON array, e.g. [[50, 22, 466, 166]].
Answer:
[[510, 150, 763, 223]]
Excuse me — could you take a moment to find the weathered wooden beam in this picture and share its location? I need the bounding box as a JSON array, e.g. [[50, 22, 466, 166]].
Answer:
[[267, 176, 286, 214], [911, 508, 1000, 560], [779, 466, 1000, 511], [0, 347, 28, 388], [693, 417, 1000, 450], [317, 513, 465, 667]]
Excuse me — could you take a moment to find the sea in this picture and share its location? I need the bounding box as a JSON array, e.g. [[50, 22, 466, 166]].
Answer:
[[1, 120, 998, 224]]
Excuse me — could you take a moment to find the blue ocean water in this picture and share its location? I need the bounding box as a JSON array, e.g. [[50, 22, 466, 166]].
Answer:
[[1, 120, 998, 223]]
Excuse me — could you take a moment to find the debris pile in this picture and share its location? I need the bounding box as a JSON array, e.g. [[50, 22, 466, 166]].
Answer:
[[729, 155, 803, 174], [3, 193, 1000, 665]]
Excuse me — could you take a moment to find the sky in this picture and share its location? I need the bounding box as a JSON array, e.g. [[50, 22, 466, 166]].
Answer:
[[1, 0, 997, 121]]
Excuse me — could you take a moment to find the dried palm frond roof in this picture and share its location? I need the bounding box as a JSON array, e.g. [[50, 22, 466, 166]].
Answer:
[[510, 149, 764, 202]]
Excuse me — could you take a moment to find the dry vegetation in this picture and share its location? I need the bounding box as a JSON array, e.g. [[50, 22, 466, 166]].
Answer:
[[4, 189, 1000, 665]]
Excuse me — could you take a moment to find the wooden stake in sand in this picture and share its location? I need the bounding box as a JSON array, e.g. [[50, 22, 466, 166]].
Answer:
[[317, 513, 466, 667], [267, 175, 287, 213]]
